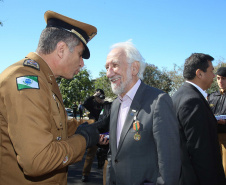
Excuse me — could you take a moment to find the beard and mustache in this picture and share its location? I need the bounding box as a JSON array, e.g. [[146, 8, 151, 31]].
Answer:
[[109, 66, 133, 96]]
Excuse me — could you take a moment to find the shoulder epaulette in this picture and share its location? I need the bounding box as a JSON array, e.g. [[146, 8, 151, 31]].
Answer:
[[23, 59, 40, 71]]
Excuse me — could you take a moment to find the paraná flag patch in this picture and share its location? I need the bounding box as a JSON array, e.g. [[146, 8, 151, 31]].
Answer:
[[16, 76, 39, 90]]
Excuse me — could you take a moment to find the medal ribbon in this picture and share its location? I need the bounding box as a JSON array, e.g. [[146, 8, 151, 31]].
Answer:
[[133, 116, 140, 131]]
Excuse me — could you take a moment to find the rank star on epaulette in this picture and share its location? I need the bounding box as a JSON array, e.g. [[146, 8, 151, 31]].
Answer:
[[23, 59, 40, 70]]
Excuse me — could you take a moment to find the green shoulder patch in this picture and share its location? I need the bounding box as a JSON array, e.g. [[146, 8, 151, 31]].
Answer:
[[23, 59, 40, 70], [16, 76, 40, 90]]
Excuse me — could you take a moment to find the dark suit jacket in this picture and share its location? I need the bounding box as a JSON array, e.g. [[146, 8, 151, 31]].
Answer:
[[106, 81, 181, 185], [172, 82, 226, 185]]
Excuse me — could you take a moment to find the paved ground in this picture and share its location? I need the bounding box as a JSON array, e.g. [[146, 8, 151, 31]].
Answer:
[[67, 151, 103, 185]]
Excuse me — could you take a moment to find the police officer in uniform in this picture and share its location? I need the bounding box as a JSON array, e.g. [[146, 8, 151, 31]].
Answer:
[[0, 10, 99, 185], [208, 66, 226, 175]]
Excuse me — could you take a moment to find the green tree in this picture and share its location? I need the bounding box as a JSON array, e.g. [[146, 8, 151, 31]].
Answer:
[[166, 64, 184, 96], [59, 68, 94, 107], [143, 64, 172, 93], [94, 70, 116, 99]]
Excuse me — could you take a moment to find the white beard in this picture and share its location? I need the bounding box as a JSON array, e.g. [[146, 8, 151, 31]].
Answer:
[[111, 67, 132, 95]]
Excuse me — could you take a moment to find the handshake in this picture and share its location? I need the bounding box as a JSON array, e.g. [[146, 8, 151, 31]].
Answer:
[[75, 122, 100, 148]]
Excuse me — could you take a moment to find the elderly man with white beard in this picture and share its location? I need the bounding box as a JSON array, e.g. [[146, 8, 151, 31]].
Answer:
[[95, 40, 181, 185]]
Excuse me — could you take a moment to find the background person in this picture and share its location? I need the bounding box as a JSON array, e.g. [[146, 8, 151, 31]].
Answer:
[[172, 53, 226, 185], [78, 101, 84, 120], [97, 101, 112, 185], [0, 10, 99, 185], [72, 102, 78, 118], [81, 89, 107, 182], [208, 66, 226, 176]]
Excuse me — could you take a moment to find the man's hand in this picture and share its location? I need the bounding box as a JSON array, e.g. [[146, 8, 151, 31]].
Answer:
[[75, 123, 99, 148], [99, 134, 109, 145]]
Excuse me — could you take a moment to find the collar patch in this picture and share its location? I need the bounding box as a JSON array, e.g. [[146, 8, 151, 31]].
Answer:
[[23, 59, 40, 70]]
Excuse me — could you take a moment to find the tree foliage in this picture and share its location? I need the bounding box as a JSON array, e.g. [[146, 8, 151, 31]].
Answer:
[[94, 70, 116, 99], [58, 68, 94, 107], [166, 64, 184, 96], [143, 64, 172, 93]]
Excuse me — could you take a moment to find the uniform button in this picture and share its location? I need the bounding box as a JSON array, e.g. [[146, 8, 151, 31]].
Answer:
[[60, 122, 62, 126], [115, 159, 118, 163]]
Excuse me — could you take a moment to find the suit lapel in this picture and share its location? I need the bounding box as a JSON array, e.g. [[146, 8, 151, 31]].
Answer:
[[116, 82, 146, 154]]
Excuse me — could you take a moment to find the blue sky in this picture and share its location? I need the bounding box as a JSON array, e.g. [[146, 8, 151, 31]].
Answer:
[[1, 0, 225, 79]]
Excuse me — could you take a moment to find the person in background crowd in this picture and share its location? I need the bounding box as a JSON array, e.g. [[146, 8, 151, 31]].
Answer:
[[0, 10, 100, 185], [208, 66, 226, 176], [81, 89, 107, 182], [97, 101, 112, 185], [172, 53, 226, 185], [78, 101, 84, 120], [72, 102, 78, 118], [96, 40, 181, 185], [96, 99, 111, 169]]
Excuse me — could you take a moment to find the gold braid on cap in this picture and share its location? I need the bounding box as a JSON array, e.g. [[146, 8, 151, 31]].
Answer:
[[71, 29, 87, 44]]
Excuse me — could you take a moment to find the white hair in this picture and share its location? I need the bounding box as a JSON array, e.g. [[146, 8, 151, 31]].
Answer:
[[110, 40, 147, 80]]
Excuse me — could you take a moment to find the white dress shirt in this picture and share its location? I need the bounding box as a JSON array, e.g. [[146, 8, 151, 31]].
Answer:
[[186, 81, 208, 99], [116, 79, 141, 147]]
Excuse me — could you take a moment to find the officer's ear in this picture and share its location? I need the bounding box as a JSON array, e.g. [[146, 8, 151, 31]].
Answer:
[[56, 41, 67, 59]]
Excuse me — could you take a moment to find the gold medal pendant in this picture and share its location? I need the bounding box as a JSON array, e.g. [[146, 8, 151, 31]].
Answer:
[[134, 132, 141, 141]]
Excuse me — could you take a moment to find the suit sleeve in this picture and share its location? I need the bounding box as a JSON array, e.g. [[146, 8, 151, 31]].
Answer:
[[153, 93, 181, 185], [178, 98, 218, 184]]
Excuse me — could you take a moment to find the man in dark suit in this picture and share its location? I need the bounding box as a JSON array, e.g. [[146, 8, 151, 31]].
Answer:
[[103, 41, 181, 185], [172, 53, 226, 185]]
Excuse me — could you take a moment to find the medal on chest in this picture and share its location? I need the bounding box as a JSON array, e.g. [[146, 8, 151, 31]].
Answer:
[[133, 116, 141, 141]]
